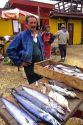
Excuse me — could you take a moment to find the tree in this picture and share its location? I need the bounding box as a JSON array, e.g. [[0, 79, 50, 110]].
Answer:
[[4, 0, 10, 9]]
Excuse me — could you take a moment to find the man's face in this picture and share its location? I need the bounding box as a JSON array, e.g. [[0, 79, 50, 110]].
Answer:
[[46, 26, 50, 32], [26, 17, 37, 33]]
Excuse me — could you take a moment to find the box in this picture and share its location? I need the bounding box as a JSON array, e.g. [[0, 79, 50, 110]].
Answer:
[[34, 59, 83, 91]]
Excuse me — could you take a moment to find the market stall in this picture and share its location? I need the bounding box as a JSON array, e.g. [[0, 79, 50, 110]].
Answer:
[[0, 59, 83, 125], [34, 60, 83, 91], [0, 8, 39, 54], [0, 77, 83, 125], [1, 8, 38, 23]]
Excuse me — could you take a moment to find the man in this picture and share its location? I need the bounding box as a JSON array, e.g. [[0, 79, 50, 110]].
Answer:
[[42, 25, 55, 59], [6, 15, 44, 84], [55, 24, 69, 62]]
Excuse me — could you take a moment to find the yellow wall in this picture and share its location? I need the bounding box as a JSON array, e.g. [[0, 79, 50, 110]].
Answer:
[[68, 19, 82, 45], [49, 18, 65, 34], [49, 18, 82, 45], [0, 19, 13, 37]]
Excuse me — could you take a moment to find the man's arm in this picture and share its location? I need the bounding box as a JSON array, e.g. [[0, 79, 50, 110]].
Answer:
[[6, 33, 22, 66], [54, 31, 60, 37]]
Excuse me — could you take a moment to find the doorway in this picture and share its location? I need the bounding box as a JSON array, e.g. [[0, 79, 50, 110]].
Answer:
[[68, 23, 74, 45]]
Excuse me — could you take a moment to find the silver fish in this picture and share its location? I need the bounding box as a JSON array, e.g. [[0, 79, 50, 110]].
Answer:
[[48, 91, 70, 112], [45, 84, 77, 98], [22, 86, 65, 115], [12, 92, 61, 125], [55, 65, 81, 73], [1, 98, 38, 125], [13, 89, 65, 121], [47, 64, 83, 79]]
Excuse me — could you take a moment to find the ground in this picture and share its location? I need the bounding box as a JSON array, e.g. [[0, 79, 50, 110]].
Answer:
[[0, 45, 83, 125], [0, 64, 28, 125]]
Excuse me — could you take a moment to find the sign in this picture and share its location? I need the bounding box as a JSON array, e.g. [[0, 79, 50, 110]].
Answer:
[[12, 20, 19, 33]]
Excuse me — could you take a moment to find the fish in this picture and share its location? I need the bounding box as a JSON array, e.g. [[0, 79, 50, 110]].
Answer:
[[45, 83, 77, 98], [48, 91, 70, 112], [55, 65, 83, 78], [12, 89, 65, 122], [12, 92, 61, 125], [45, 65, 63, 73], [46, 64, 83, 79], [74, 73, 83, 80], [22, 86, 65, 115], [19, 104, 41, 122], [1, 98, 38, 125], [55, 65, 81, 73], [46, 65, 74, 76]]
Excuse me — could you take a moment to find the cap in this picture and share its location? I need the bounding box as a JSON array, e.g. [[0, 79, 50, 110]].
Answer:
[[61, 24, 65, 28]]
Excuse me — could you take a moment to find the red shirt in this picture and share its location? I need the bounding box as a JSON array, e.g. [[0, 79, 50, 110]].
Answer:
[[42, 32, 51, 59]]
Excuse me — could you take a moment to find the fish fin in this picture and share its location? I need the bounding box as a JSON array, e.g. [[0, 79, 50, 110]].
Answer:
[[67, 107, 71, 112]]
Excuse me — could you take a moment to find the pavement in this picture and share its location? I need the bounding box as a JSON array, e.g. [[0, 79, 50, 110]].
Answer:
[[52, 45, 83, 68]]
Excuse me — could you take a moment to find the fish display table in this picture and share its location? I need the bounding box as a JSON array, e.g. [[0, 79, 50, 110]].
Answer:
[[34, 59, 83, 91], [0, 78, 83, 125]]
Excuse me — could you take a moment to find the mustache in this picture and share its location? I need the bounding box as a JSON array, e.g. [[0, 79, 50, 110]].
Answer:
[[31, 26, 36, 28]]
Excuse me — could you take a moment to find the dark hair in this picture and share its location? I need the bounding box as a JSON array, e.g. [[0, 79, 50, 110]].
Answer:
[[26, 15, 38, 23]]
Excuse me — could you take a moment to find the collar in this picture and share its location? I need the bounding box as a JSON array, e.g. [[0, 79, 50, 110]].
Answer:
[[31, 33, 38, 43]]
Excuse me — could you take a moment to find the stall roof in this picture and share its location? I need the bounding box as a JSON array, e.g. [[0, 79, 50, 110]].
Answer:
[[10, 0, 55, 10], [50, 0, 83, 19], [8, 0, 55, 18], [53, 0, 83, 3]]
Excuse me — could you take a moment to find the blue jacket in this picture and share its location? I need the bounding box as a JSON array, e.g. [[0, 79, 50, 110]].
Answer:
[[6, 30, 44, 66]]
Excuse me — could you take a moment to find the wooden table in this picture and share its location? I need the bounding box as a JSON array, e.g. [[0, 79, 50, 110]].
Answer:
[[0, 78, 83, 125]]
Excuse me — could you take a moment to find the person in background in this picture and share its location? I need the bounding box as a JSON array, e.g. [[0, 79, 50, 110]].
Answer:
[[55, 24, 69, 62], [42, 25, 55, 59], [6, 15, 44, 84]]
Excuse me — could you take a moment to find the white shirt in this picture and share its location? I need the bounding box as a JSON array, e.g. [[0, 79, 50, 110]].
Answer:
[[31, 33, 38, 43], [55, 29, 69, 45]]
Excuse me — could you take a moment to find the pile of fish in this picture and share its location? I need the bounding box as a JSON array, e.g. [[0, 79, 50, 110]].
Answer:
[[0, 77, 77, 125], [47, 80, 77, 98], [1, 98, 39, 125], [1, 86, 69, 125], [38, 80, 77, 111], [45, 64, 83, 80]]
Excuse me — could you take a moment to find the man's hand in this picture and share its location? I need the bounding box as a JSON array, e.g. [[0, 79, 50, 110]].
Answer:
[[22, 62, 31, 67]]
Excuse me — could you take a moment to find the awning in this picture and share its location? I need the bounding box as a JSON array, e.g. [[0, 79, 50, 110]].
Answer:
[[1, 8, 39, 23]]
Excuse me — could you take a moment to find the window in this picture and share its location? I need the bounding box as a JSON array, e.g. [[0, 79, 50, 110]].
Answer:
[[58, 23, 65, 30]]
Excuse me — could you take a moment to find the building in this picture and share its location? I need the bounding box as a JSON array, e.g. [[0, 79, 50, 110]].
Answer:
[[1, 0, 83, 45], [49, 0, 83, 45], [0, 0, 55, 36], [9, 0, 55, 28]]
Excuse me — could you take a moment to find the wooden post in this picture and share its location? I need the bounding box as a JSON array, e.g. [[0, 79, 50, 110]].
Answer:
[[62, 0, 65, 12], [38, 5, 40, 27]]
